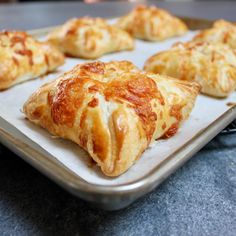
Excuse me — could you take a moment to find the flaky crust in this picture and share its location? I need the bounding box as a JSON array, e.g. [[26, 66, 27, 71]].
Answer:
[[47, 17, 134, 59], [0, 31, 65, 90], [193, 20, 236, 49], [115, 5, 188, 41], [23, 61, 199, 177], [144, 41, 236, 97]]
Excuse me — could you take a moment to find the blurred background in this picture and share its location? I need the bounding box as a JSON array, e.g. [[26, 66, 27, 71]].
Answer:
[[0, 0, 234, 3], [0, 0, 236, 3]]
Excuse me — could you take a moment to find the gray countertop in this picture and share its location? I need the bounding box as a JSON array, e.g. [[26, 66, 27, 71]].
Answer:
[[0, 1, 236, 235]]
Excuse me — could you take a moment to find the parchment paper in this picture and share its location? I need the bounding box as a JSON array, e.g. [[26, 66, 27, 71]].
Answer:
[[0, 31, 235, 185]]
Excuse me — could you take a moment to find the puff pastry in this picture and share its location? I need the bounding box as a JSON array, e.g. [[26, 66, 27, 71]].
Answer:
[[193, 20, 236, 49], [23, 61, 199, 177], [144, 41, 236, 97], [115, 5, 188, 41], [0, 31, 65, 90], [47, 17, 134, 59]]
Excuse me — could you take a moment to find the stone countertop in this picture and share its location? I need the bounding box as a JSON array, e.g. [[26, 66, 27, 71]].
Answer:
[[0, 1, 236, 235]]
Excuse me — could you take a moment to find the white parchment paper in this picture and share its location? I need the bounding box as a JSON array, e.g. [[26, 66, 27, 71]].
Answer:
[[0, 31, 235, 185]]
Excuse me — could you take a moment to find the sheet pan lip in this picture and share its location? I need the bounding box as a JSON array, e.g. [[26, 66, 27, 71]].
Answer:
[[1, 105, 235, 197]]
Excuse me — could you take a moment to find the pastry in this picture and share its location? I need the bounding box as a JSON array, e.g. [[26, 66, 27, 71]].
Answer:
[[193, 19, 236, 50], [144, 41, 236, 97], [47, 17, 134, 59], [115, 5, 188, 41], [0, 31, 65, 90], [23, 61, 199, 177]]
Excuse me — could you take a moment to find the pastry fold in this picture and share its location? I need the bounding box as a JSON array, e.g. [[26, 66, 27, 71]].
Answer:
[[115, 5, 188, 41], [144, 41, 236, 97], [23, 61, 199, 177], [47, 17, 134, 59], [193, 20, 236, 50], [0, 31, 65, 90]]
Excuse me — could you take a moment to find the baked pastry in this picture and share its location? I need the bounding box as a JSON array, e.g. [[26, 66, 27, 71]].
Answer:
[[0, 31, 65, 90], [47, 17, 134, 59], [144, 41, 236, 97], [23, 61, 199, 177], [193, 19, 236, 49], [115, 5, 188, 41]]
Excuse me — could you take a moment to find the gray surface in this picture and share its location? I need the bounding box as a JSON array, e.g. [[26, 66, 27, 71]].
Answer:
[[0, 1, 236, 235], [1, 133, 236, 235]]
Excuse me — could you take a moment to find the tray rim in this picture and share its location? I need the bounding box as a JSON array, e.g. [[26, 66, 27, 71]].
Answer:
[[0, 16, 235, 210]]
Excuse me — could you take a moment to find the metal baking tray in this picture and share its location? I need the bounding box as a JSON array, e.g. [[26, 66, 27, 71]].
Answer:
[[0, 16, 236, 210]]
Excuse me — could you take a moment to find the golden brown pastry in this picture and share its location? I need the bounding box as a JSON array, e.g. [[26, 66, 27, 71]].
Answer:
[[0, 31, 65, 90], [47, 17, 134, 59], [23, 61, 199, 177], [193, 19, 236, 49], [115, 5, 188, 41], [144, 41, 236, 97]]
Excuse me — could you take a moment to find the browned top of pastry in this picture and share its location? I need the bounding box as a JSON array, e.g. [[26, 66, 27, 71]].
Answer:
[[0, 31, 64, 90], [193, 19, 236, 49], [144, 40, 236, 97], [47, 17, 134, 59], [24, 61, 200, 176], [115, 5, 188, 41]]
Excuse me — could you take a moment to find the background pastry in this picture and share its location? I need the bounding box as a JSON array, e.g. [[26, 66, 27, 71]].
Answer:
[[47, 17, 134, 59], [0, 31, 64, 90], [144, 41, 236, 97], [193, 19, 236, 50], [115, 5, 188, 41], [23, 61, 199, 177]]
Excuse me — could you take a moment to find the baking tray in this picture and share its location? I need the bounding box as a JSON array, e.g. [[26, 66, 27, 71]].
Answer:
[[0, 16, 236, 210]]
